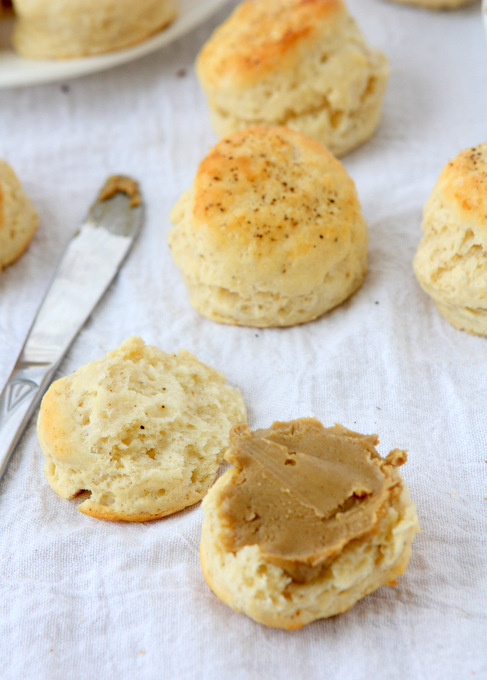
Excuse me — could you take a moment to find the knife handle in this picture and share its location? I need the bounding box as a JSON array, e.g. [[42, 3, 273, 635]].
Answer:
[[0, 361, 55, 481]]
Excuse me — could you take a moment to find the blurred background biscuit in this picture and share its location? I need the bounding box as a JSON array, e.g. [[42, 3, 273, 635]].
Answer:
[[37, 336, 247, 521], [0, 159, 38, 271], [382, 0, 474, 9], [413, 143, 487, 336], [168, 126, 368, 327], [196, 0, 389, 157], [12, 0, 177, 59]]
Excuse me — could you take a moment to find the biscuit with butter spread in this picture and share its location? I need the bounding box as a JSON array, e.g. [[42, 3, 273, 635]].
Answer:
[[200, 418, 419, 629], [168, 126, 368, 327], [37, 336, 246, 521]]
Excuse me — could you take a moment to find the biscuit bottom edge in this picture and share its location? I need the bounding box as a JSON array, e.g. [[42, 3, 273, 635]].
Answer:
[[431, 298, 487, 337], [184, 268, 367, 328], [207, 85, 387, 159]]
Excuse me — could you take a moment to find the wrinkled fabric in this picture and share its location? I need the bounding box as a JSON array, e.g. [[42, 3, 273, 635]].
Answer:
[[0, 1, 486, 678]]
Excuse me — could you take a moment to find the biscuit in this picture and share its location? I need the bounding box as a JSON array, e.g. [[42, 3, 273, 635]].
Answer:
[[37, 337, 247, 521], [382, 0, 474, 9], [200, 419, 420, 629], [12, 0, 177, 59], [168, 126, 368, 327], [413, 143, 487, 336], [0, 159, 38, 271], [196, 0, 389, 157]]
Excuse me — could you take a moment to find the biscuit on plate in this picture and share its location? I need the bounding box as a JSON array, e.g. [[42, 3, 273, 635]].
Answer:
[[413, 143, 487, 336], [200, 418, 420, 629], [12, 0, 177, 59], [37, 336, 246, 521], [196, 0, 389, 157], [0, 159, 38, 271], [382, 0, 474, 9], [168, 126, 368, 327]]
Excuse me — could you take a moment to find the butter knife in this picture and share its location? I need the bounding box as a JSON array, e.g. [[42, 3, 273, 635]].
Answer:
[[0, 175, 144, 482]]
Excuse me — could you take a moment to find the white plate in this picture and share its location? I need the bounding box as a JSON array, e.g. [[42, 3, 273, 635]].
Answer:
[[0, 0, 229, 88]]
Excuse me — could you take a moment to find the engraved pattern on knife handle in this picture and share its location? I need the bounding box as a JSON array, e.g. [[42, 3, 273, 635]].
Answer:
[[1, 378, 38, 415], [0, 364, 51, 479]]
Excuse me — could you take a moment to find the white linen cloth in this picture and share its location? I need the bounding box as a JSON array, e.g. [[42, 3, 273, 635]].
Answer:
[[0, 1, 486, 678]]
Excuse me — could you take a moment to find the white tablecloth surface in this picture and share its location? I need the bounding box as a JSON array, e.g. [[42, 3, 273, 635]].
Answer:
[[1, 2, 486, 678]]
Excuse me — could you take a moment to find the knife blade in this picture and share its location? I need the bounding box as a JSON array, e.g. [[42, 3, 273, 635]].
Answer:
[[0, 175, 144, 482]]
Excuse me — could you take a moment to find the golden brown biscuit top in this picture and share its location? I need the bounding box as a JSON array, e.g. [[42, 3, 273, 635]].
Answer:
[[434, 143, 487, 230], [190, 126, 359, 267], [215, 418, 407, 583], [197, 0, 346, 87]]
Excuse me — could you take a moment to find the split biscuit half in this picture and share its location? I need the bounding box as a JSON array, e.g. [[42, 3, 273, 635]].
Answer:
[[37, 336, 247, 521]]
